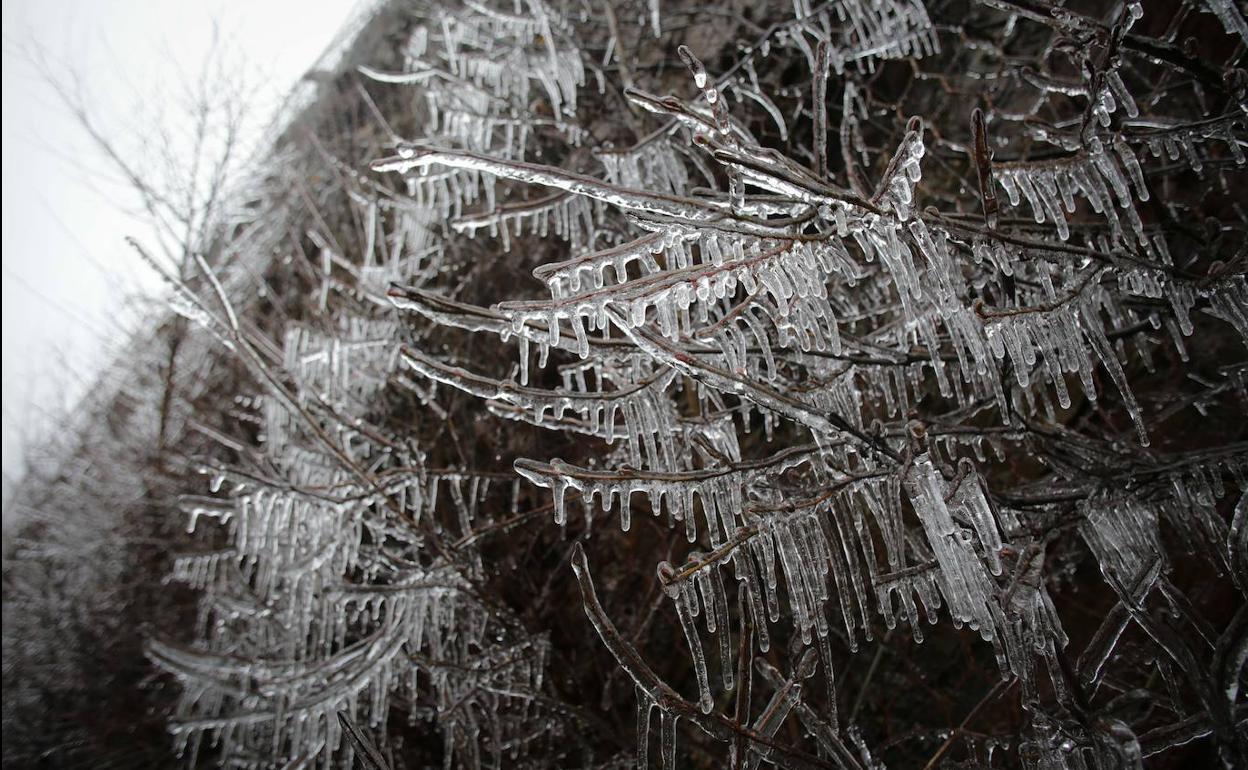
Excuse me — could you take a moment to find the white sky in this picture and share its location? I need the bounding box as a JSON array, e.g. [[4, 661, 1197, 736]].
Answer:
[[1, 0, 362, 504]]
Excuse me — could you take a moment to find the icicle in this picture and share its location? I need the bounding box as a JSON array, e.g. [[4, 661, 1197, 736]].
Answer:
[[637, 689, 653, 769], [658, 562, 714, 713], [743, 649, 817, 770], [659, 711, 677, 770]]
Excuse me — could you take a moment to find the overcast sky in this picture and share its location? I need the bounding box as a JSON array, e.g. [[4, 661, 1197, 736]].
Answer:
[[1, 0, 362, 504]]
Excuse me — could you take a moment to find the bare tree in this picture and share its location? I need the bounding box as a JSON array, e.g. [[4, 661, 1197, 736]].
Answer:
[[3, 22, 261, 767]]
